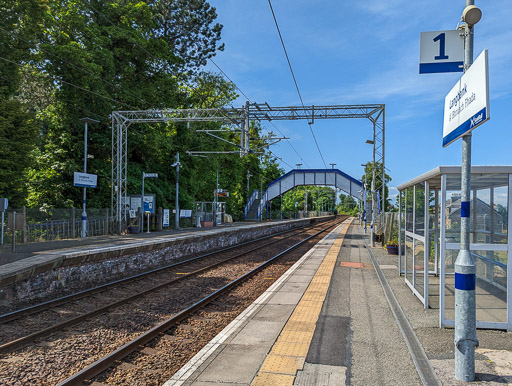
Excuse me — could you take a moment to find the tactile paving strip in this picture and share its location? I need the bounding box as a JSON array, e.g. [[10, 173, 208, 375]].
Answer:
[[251, 218, 352, 385]]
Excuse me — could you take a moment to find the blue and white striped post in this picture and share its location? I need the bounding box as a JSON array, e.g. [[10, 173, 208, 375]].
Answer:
[[454, 1, 481, 381]]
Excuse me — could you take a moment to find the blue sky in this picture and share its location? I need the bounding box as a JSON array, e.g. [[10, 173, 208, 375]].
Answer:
[[206, 0, 512, 200]]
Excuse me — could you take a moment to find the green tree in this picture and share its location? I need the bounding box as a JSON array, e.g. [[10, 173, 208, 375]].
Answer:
[[0, 0, 48, 207], [23, 0, 227, 209], [337, 193, 358, 216], [282, 186, 336, 214]]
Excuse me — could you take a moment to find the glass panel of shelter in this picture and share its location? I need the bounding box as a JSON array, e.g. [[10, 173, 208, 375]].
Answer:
[[403, 182, 429, 307], [441, 173, 510, 330]]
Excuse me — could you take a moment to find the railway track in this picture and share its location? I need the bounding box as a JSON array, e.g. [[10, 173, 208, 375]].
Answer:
[[0, 220, 330, 352], [0, 217, 346, 385]]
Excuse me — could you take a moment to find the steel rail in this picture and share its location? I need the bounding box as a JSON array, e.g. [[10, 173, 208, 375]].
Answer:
[[0, 220, 337, 353], [57, 219, 342, 385], [0, 222, 323, 324]]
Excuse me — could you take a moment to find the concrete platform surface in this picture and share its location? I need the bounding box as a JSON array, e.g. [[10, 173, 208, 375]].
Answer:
[[164, 220, 512, 385]]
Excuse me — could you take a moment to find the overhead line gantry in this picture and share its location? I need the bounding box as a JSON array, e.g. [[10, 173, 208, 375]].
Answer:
[[111, 103, 385, 235]]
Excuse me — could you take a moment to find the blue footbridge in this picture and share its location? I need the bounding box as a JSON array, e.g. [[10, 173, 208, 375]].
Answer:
[[244, 168, 364, 221]]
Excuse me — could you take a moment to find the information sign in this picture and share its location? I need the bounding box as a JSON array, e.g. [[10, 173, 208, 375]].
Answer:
[[130, 194, 155, 213], [73, 172, 98, 188], [180, 209, 192, 218], [163, 209, 170, 227], [443, 49, 489, 147], [143, 197, 153, 213], [419, 30, 464, 74]]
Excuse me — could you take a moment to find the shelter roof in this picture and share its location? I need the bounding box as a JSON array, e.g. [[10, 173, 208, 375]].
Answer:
[[397, 166, 512, 191]]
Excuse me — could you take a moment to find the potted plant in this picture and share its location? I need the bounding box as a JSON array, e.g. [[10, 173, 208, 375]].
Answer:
[[385, 238, 399, 255]]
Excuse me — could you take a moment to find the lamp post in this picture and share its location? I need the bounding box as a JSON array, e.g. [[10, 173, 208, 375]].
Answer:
[[455, 2, 481, 382], [172, 153, 181, 230], [365, 139, 376, 247], [214, 169, 219, 226], [330, 164, 336, 214], [296, 163, 302, 169], [361, 164, 368, 233], [79, 117, 99, 238]]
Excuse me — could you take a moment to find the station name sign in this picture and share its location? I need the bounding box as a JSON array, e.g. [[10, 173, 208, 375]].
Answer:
[[74, 172, 98, 188], [442, 49, 489, 147]]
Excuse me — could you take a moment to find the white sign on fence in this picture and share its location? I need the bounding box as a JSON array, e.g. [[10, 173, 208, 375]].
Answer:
[[419, 30, 464, 74], [180, 209, 192, 218], [163, 209, 170, 227], [443, 49, 489, 147], [73, 172, 97, 188]]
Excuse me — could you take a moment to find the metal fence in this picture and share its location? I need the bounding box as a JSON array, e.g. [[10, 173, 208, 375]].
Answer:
[[0, 207, 114, 246]]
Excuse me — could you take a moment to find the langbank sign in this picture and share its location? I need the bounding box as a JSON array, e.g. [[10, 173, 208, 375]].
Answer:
[[443, 49, 489, 147]]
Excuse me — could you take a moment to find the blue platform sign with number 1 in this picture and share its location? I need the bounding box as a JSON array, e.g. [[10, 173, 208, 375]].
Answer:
[[419, 30, 464, 74]]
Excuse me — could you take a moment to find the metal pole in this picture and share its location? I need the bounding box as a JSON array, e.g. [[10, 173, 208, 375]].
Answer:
[[455, 1, 478, 381], [141, 173, 145, 233], [381, 107, 386, 232], [82, 121, 88, 238], [259, 161, 263, 222], [175, 153, 180, 230], [371, 162, 376, 246], [247, 170, 251, 201], [1, 211, 4, 245], [305, 191, 308, 217], [12, 211, 16, 252], [213, 169, 218, 226]]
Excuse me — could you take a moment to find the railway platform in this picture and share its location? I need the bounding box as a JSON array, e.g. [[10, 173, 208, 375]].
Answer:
[[165, 220, 512, 386], [0, 217, 325, 309]]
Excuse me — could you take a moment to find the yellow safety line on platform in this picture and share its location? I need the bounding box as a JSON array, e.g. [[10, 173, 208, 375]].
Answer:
[[251, 218, 353, 386]]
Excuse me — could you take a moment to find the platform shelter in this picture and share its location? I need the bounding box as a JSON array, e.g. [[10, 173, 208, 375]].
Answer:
[[397, 166, 512, 331], [245, 169, 363, 221]]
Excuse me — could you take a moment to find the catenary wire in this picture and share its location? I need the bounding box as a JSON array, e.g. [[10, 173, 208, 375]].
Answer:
[[0, 25, 128, 100], [267, 0, 328, 169], [0, 56, 135, 109], [0, 73, 108, 121], [207, 60, 310, 168], [82, 0, 240, 126], [75, 0, 309, 168]]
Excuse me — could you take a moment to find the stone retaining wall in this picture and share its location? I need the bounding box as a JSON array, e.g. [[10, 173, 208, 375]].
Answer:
[[0, 218, 333, 311]]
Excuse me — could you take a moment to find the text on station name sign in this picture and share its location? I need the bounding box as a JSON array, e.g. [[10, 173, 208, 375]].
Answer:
[[442, 49, 490, 147], [73, 172, 98, 188]]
